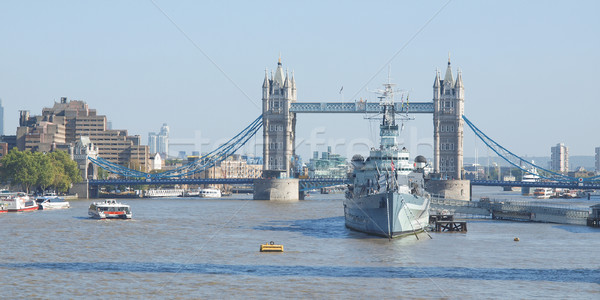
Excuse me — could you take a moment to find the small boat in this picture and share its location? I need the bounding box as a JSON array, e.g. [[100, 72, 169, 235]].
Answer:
[[144, 189, 184, 198], [36, 196, 70, 210], [88, 199, 132, 219], [2, 192, 38, 212], [198, 188, 222, 198], [533, 188, 553, 199]]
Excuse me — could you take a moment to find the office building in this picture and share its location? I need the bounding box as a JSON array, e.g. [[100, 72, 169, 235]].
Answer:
[[551, 143, 569, 173], [16, 97, 149, 171]]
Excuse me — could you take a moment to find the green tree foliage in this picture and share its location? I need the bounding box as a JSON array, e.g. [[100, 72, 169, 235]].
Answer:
[[0, 149, 38, 193], [0, 149, 82, 193], [48, 150, 82, 192], [35, 152, 54, 192]]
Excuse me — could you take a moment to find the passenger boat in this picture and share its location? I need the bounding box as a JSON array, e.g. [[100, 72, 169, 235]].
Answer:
[[533, 188, 554, 199], [2, 192, 38, 212], [344, 82, 430, 238], [198, 188, 222, 198], [36, 196, 70, 210], [88, 199, 132, 219], [144, 189, 184, 198]]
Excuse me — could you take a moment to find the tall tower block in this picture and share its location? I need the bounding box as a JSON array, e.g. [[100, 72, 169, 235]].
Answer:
[[433, 58, 464, 180], [262, 58, 297, 178]]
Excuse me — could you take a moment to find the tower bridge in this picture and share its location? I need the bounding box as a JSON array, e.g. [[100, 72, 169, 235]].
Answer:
[[257, 57, 466, 200]]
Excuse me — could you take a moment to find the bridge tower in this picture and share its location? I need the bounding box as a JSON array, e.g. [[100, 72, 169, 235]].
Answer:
[[433, 57, 464, 180], [262, 57, 297, 178], [254, 57, 300, 201], [70, 136, 99, 199]]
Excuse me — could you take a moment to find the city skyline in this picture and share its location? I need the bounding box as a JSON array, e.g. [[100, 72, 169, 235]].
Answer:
[[0, 1, 598, 160]]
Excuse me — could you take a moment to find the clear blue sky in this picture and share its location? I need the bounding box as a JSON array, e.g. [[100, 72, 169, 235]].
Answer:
[[0, 0, 598, 161]]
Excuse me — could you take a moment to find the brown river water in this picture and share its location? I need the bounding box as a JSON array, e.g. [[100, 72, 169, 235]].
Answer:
[[0, 187, 599, 299]]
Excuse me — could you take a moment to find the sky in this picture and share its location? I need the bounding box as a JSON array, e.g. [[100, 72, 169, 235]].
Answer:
[[0, 0, 598, 162]]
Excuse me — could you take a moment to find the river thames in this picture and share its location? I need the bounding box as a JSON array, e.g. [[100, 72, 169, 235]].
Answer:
[[0, 187, 599, 299]]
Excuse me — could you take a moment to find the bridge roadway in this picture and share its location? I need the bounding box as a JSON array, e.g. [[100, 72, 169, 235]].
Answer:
[[289, 102, 433, 114], [88, 178, 351, 192]]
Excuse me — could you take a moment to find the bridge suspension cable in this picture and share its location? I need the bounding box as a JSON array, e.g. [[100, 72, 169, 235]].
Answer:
[[88, 115, 263, 179], [462, 115, 600, 183]]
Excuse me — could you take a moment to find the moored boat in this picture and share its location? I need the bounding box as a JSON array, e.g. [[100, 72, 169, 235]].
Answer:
[[198, 188, 222, 198], [343, 82, 430, 238], [88, 199, 132, 219], [144, 189, 184, 198], [36, 196, 70, 210], [1, 192, 38, 212], [533, 188, 553, 199]]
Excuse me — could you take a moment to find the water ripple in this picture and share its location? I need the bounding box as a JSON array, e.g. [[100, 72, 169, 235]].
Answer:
[[2, 262, 598, 284], [254, 217, 351, 239]]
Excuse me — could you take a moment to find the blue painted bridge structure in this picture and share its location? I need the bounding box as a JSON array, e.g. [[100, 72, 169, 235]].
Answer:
[[89, 178, 350, 192]]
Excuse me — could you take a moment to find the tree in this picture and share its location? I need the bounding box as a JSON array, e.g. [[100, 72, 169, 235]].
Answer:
[[0, 149, 82, 194], [34, 152, 54, 193], [48, 150, 82, 193], [0, 149, 38, 193]]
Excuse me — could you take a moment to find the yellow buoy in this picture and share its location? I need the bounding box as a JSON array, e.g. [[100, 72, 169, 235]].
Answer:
[[260, 241, 284, 252], [514, 237, 520, 242]]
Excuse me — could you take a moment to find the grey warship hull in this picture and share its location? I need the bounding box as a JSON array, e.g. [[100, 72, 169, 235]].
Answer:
[[344, 191, 430, 238]]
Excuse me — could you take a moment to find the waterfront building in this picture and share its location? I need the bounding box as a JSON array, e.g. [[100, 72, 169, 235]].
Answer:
[[433, 58, 464, 180], [16, 97, 149, 171], [262, 57, 297, 178], [551, 143, 569, 173], [219, 154, 263, 179], [194, 154, 262, 190], [307, 147, 348, 179], [16, 111, 66, 152]]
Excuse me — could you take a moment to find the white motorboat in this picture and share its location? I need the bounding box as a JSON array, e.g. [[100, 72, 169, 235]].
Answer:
[[88, 199, 132, 219], [144, 189, 184, 198], [198, 188, 222, 198], [36, 196, 70, 210]]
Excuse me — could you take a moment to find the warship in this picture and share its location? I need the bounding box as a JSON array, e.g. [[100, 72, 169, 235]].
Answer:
[[344, 81, 430, 238]]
